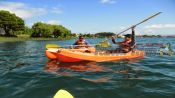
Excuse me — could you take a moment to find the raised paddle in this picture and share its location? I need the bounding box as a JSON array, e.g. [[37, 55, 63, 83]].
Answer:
[[97, 12, 162, 48], [116, 12, 162, 36]]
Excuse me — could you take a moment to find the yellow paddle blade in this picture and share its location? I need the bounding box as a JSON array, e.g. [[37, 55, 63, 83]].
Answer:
[[96, 40, 111, 48], [46, 44, 61, 49], [54, 89, 74, 98]]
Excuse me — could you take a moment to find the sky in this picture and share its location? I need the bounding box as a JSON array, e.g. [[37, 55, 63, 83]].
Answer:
[[0, 0, 175, 35]]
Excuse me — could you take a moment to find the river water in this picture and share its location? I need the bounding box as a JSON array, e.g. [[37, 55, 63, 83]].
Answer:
[[0, 38, 175, 98]]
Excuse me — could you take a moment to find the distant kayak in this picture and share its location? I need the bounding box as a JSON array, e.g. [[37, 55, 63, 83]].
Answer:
[[45, 47, 145, 63]]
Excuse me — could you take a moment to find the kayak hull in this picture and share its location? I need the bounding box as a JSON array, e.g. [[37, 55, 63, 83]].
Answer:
[[45, 48, 145, 62]]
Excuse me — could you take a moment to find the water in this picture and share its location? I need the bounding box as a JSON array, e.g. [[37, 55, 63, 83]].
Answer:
[[0, 38, 175, 98]]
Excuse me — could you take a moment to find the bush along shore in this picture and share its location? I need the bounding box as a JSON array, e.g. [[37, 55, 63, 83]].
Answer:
[[0, 36, 76, 42], [0, 10, 73, 40]]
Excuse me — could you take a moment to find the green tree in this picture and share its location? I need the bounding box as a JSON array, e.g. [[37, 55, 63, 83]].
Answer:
[[71, 33, 78, 38], [0, 10, 25, 37], [82, 33, 94, 38], [24, 26, 33, 35], [31, 22, 71, 38], [31, 22, 53, 37], [95, 32, 115, 38], [53, 25, 71, 38]]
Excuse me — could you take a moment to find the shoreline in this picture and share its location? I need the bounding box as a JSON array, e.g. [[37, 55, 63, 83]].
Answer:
[[0, 36, 174, 42], [0, 37, 75, 42]]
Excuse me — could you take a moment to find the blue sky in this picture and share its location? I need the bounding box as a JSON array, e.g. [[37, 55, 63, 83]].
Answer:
[[0, 0, 175, 35]]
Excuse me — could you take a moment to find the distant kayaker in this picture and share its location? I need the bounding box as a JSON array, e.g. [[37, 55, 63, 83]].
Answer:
[[74, 35, 89, 48], [73, 35, 96, 53], [112, 26, 135, 53]]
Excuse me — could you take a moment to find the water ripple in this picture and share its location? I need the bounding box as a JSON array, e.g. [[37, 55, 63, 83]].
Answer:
[[0, 39, 175, 98]]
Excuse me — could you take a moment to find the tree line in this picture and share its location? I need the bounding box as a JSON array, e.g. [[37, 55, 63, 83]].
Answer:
[[0, 10, 71, 38], [77, 32, 116, 38], [0, 10, 118, 38], [31, 22, 71, 38]]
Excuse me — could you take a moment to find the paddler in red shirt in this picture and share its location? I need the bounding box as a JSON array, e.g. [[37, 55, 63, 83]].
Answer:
[[73, 35, 96, 53], [112, 26, 136, 53], [74, 35, 89, 48]]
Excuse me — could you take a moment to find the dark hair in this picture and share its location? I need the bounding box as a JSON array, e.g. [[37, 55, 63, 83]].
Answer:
[[79, 35, 84, 39], [124, 34, 132, 38]]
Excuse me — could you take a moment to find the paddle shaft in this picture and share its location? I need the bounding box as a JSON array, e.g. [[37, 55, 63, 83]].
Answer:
[[116, 12, 162, 36]]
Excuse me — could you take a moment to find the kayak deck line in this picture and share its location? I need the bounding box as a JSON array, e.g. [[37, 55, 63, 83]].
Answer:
[[94, 50, 144, 56]]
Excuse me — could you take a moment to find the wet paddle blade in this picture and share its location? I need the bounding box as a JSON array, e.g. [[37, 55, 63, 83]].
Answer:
[[96, 40, 111, 48], [46, 44, 61, 49], [54, 89, 74, 98]]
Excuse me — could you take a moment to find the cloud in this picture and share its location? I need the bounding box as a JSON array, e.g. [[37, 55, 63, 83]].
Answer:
[[145, 24, 175, 29], [119, 26, 126, 30], [47, 20, 60, 25], [100, 0, 117, 4], [0, 1, 47, 19], [51, 7, 63, 14], [142, 29, 156, 35]]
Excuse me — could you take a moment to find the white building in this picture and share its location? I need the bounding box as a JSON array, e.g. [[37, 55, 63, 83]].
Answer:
[[0, 28, 5, 35]]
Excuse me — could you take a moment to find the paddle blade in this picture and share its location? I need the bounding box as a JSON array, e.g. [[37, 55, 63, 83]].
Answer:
[[96, 40, 111, 48], [46, 44, 61, 49], [54, 89, 74, 98]]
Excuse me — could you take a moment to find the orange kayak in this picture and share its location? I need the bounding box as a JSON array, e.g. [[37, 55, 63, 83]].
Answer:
[[45, 48, 145, 62]]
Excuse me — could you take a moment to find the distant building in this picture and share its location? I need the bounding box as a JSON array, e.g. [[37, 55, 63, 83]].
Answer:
[[0, 28, 6, 35]]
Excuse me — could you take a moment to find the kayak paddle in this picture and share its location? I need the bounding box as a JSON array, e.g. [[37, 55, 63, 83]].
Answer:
[[96, 40, 111, 47], [97, 12, 162, 48], [46, 44, 61, 49], [116, 12, 162, 36]]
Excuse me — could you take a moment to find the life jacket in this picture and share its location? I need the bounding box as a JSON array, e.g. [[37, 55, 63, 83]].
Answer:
[[75, 40, 87, 46], [74, 40, 88, 49], [123, 40, 132, 46], [120, 40, 132, 52]]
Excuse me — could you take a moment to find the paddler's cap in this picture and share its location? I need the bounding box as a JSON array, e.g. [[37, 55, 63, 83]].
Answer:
[[124, 34, 132, 38]]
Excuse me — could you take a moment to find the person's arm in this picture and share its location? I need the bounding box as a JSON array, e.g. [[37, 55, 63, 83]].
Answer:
[[84, 40, 89, 45], [86, 40, 94, 47], [73, 41, 78, 45], [112, 37, 116, 44], [131, 26, 135, 46], [112, 36, 121, 44]]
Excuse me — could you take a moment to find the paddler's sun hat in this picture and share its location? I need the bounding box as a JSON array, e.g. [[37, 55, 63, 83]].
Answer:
[[124, 34, 132, 38]]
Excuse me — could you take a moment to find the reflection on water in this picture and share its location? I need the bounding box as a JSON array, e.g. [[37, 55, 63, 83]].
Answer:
[[45, 60, 142, 81], [45, 60, 105, 72]]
